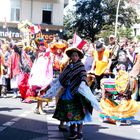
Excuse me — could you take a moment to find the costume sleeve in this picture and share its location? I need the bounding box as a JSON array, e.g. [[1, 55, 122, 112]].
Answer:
[[78, 81, 102, 112], [42, 78, 64, 99]]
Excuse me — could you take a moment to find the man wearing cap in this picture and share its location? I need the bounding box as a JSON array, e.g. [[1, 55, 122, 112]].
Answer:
[[107, 35, 119, 58], [107, 35, 120, 72], [90, 40, 111, 92]]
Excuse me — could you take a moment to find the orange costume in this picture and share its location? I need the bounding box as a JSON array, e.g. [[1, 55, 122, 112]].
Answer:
[[93, 49, 110, 76], [50, 41, 68, 76]]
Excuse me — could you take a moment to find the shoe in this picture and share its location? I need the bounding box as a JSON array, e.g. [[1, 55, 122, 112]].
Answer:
[[34, 109, 40, 114], [34, 109, 46, 115], [12, 94, 18, 98], [58, 125, 68, 132], [22, 98, 32, 103], [39, 111, 46, 115], [3, 94, 7, 98], [75, 133, 83, 140]]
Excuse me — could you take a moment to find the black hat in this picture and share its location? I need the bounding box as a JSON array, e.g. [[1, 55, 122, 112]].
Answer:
[[95, 41, 103, 51], [65, 47, 84, 59]]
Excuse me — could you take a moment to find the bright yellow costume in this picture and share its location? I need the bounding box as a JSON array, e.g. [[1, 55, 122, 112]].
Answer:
[[93, 49, 110, 76]]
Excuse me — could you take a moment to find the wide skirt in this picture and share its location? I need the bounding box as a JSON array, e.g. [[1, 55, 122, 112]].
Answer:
[[53, 91, 93, 123]]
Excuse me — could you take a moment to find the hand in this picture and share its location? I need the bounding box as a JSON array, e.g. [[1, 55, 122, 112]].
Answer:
[[104, 69, 110, 74], [87, 70, 95, 74]]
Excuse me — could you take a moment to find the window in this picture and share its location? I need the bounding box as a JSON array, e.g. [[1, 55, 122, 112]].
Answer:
[[42, 3, 53, 24], [43, 3, 53, 11], [10, 0, 20, 21], [42, 10, 52, 24]]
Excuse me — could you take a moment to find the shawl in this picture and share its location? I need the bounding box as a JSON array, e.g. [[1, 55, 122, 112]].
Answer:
[[7, 51, 21, 78], [59, 60, 87, 95]]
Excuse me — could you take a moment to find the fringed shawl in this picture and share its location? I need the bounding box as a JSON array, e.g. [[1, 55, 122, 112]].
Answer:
[[59, 60, 87, 95]]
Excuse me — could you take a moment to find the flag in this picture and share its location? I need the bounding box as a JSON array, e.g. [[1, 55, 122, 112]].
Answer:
[[28, 25, 41, 34], [35, 24, 41, 33], [73, 33, 86, 49]]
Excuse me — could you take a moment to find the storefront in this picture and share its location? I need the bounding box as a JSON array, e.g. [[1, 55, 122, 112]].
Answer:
[[0, 25, 63, 43], [0, 26, 21, 40]]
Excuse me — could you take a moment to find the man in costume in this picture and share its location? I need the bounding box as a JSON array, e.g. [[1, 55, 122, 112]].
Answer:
[[90, 40, 111, 92]]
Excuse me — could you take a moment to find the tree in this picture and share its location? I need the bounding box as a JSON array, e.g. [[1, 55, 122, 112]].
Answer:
[[118, 27, 133, 40], [64, 0, 137, 41], [63, 9, 76, 39]]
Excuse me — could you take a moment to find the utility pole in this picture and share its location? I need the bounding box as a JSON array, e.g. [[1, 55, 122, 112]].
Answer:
[[115, 0, 121, 38]]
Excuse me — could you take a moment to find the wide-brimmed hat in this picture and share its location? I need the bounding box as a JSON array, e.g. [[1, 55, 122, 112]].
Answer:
[[65, 47, 84, 59], [95, 40, 104, 51], [109, 35, 115, 39]]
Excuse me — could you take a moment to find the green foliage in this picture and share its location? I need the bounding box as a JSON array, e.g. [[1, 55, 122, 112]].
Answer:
[[64, 0, 137, 41], [63, 9, 76, 39], [118, 27, 133, 40], [136, 35, 140, 41]]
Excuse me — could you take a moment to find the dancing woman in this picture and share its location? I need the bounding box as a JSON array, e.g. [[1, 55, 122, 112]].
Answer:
[[44, 47, 101, 140]]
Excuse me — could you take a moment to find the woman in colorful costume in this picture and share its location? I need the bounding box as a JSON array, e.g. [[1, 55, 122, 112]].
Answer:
[[100, 50, 140, 124], [28, 38, 53, 114], [17, 45, 35, 102], [7, 44, 21, 98], [42, 47, 101, 139], [50, 40, 68, 77]]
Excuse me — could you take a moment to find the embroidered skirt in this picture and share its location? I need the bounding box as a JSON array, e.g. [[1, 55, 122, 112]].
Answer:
[[53, 91, 93, 123]]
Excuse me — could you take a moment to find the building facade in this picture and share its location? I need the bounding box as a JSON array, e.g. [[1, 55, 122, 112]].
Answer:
[[129, 0, 140, 36], [0, 0, 68, 42]]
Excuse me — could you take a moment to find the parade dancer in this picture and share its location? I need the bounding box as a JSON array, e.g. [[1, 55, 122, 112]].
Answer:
[[28, 38, 53, 114], [50, 40, 68, 78], [90, 40, 111, 94], [42, 47, 101, 139], [17, 45, 35, 103], [7, 44, 21, 98], [99, 51, 140, 125]]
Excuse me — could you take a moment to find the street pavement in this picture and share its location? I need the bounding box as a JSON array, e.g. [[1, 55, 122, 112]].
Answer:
[[0, 92, 140, 140]]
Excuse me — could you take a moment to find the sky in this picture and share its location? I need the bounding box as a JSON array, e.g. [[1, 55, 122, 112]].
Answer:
[[0, 0, 10, 21]]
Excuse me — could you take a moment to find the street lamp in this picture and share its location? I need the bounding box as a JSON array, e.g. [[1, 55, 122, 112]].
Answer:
[[115, 0, 121, 38]]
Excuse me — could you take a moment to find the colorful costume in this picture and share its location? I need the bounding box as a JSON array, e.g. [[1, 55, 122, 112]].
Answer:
[[53, 60, 93, 124], [93, 49, 110, 76], [100, 69, 140, 124], [50, 41, 67, 77], [7, 49, 21, 97], [28, 49, 53, 100], [42, 59, 101, 125], [15, 47, 34, 101]]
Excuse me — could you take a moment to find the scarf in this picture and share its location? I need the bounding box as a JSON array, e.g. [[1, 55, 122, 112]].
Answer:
[[59, 60, 87, 95]]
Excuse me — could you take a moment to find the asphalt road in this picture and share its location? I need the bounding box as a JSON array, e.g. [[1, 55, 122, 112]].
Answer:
[[0, 92, 140, 140]]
